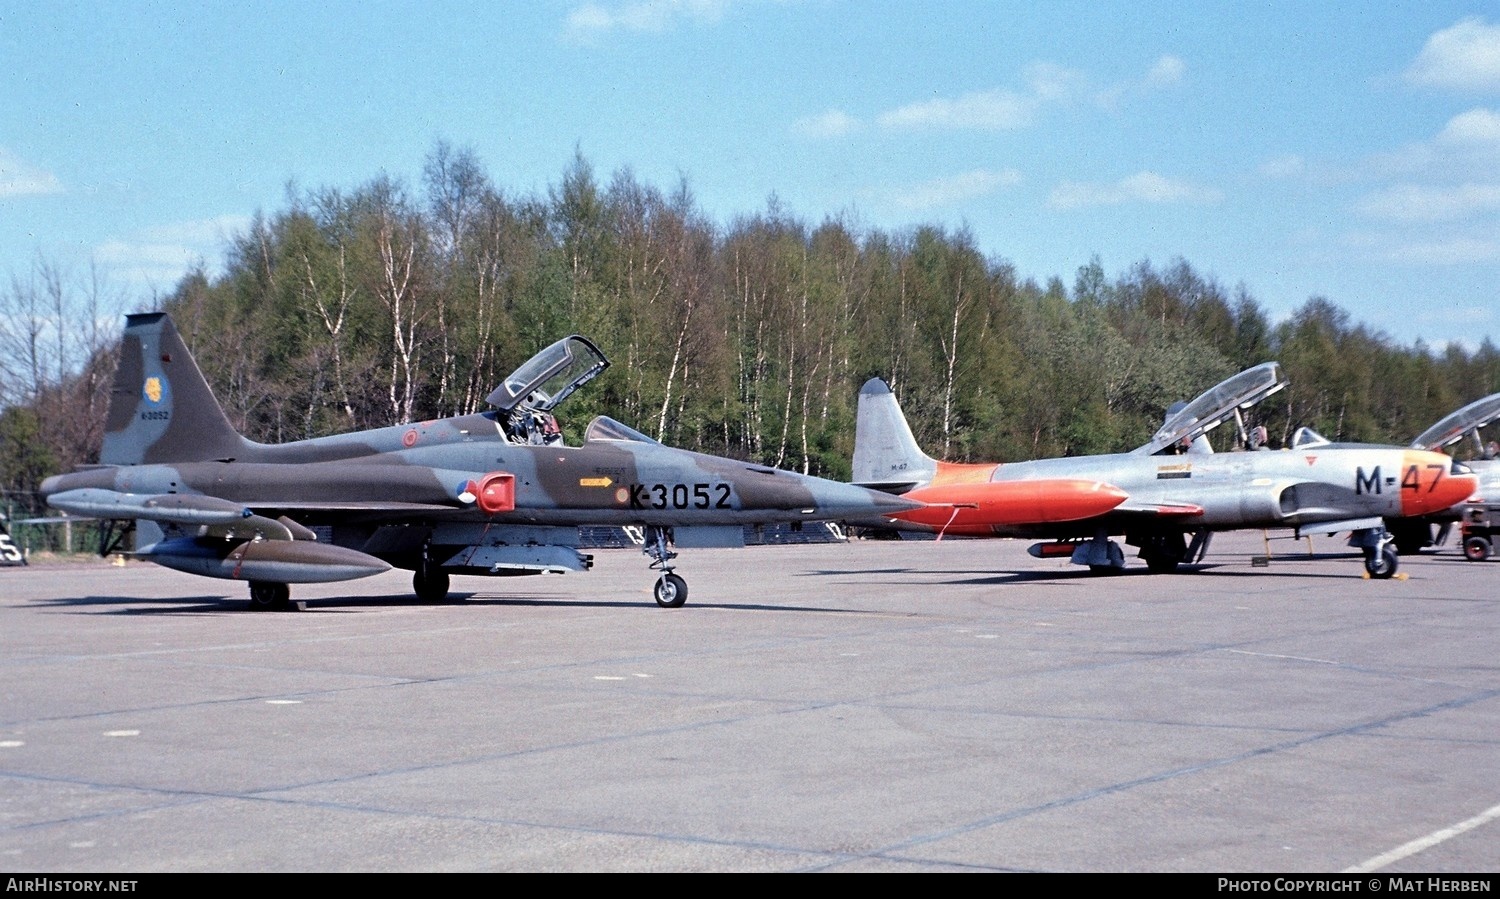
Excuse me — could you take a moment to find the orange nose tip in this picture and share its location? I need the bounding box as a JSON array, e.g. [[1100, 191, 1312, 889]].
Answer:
[[1397, 452, 1480, 517], [1402, 472, 1479, 516]]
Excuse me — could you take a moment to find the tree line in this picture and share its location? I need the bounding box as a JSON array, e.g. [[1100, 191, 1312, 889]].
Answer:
[[5, 142, 1500, 523]]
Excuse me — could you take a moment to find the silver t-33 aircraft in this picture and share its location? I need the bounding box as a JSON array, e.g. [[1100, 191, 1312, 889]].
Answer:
[[1382, 390, 1500, 553], [40, 313, 919, 610], [851, 363, 1478, 578]]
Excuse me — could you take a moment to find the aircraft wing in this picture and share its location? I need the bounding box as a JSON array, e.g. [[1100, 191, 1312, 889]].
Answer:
[[43, 490, 462, 521], [1111, 500, 1206, 517]]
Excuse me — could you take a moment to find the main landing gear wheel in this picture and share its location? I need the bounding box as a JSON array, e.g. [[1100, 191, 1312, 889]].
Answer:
[[1141, 533, 1187, 573], [248, 580, 291, 611], [413, 541, 451, 602], [1464, 536, 1491, 561], [1363, 545, 1399, 579], [413, 568, 451, 603], [654, 573, 688, 608], [1391, 520, 1432, 556]]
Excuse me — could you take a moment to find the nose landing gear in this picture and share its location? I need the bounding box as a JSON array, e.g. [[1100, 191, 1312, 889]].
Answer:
[[1354, 528, 1399, 579], [644, 526, 688, 608]]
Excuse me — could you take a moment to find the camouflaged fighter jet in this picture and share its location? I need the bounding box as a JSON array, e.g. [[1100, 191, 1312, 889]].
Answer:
[[40, 313, 919, 610], [851, 363, 1479, 578]]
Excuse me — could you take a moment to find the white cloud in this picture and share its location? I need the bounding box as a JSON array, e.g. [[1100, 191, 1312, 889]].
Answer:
[[1025, 61, 1088, 102], [565, 0, 729, 41], [1048, 171, 1222, 209], [1339, 227, 1500, 266], [1405, 17, 1500, 91], [1145, 54, 1186, 88], [878, 87, 1037, 131], [1258, 154, 1306, 179], [1344, 107, 1500, 185], [0, 149, 63, 198], [877, 62, 1086, 131], [1357, 182, 1500, 222], [875, 57, 1177, 132], [139, 215, 251, 245], [94, 215, 250, 288], [791, 109, 861, 139], [888, 169, 1021, 211], [1390, 236, 1500, 265], [1436, 107, 1500, 146], [1096, 55, 1186, 110]]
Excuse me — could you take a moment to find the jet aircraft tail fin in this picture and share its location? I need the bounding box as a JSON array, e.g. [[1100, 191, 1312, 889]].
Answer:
[[852, 378, 939, 492], [100, 312, 253, 465]]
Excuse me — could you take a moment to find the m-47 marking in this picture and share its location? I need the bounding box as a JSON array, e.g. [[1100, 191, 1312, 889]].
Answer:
[[1355, 463, 1446, 495]]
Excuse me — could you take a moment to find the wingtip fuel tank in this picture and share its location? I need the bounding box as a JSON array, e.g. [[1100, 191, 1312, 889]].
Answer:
[[888, 478, 1128, 535]]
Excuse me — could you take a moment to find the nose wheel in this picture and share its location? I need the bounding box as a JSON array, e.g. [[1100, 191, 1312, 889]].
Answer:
[[654, 572, 688, 608], [1363, 544, 1399, 579], [644, 526, 689, 608], [1355, 528, 1399, 579]]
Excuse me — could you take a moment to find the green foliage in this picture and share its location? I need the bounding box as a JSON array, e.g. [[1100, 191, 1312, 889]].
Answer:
[[0, 405, 55, 495], [10, 143, 1500, 483]]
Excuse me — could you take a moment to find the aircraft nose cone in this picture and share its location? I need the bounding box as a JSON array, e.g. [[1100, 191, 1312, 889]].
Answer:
[[1399, 452, 1481, 516], [804, 478, 923, 518], [1428, 471, 1480, 512], [867, 488, 925, 515]]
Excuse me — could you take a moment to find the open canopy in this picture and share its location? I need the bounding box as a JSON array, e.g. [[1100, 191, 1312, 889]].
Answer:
[[486, 335, 609, 414], [1411, 392, 1500, 452], [1132, 361, 1287, 455]]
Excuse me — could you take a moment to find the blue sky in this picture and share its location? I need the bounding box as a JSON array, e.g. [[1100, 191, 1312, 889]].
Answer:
[[3, 1, 1499, 350]]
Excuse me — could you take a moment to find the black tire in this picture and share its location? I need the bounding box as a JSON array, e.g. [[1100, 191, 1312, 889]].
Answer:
[[1463, 536, 1491, 562], [414, 568, 451, 602], [654, 573, 688, 608], [1391, 521, 1432, 555], [1364, 546, 1398, 579], [1141, 533, 1186, 573], [248, 581, 291, 611]]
